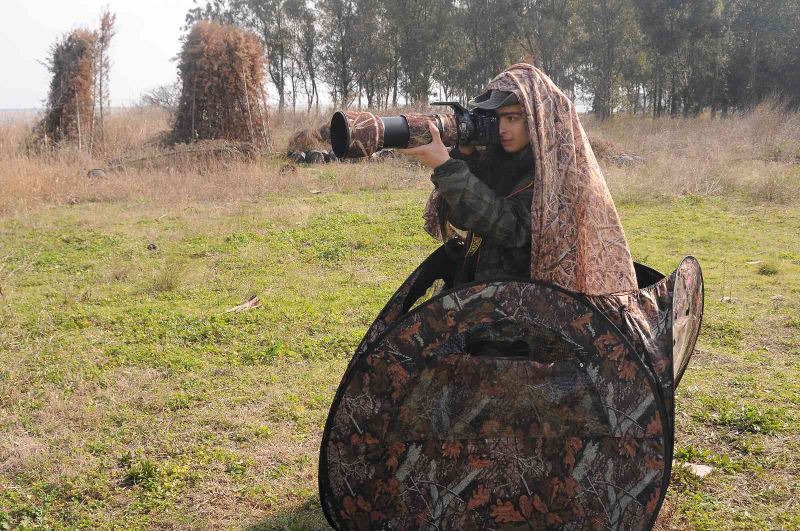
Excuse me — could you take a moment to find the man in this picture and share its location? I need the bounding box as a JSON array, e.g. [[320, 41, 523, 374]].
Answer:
[[399, 90, 534, 286], [409, 63, 637, 296]]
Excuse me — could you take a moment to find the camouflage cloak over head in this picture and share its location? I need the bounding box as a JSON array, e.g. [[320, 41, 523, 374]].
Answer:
[[423, 63, 638, 297]]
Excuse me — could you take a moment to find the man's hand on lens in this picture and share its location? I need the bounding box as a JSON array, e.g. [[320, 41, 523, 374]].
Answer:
[[398, 122, 450, 169]]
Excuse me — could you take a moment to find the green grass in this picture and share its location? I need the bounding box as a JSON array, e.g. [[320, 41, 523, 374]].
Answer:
[[0, 190, 798, 529]]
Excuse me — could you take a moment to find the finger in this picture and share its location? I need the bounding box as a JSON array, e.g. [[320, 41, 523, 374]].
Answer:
[[428, 121, 442, 142]]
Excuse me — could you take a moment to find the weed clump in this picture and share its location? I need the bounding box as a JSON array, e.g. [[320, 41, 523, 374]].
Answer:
[[757, 262, 779, 276], [149, 258, 187, 294], [696, 396, 789, 434], [119, 453, 192, 497]]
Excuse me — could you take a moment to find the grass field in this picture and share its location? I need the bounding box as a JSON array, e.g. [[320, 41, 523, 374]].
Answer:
[[1, 107, 799, 529]]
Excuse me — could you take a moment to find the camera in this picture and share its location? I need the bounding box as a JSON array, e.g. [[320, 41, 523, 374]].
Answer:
[[330, 102, 501, 159]]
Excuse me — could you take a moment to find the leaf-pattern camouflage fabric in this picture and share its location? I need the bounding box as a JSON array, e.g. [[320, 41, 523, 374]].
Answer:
[[423, 63, 637, 296], [403, 113, 459, 149], [670, 258, 704, 387], [320, 247, 704, 531], [337, 111, 458, 158], [338, 111, 385, 158], [587, 257, 704, 431]]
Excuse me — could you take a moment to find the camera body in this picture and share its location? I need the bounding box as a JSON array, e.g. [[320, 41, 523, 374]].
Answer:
[[431, 102, 501, 147]]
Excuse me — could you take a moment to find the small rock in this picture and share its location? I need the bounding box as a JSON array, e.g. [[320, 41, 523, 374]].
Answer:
[[86, 168, 107, 178], [371, 149, 399, 160], [309, 189, 322, 195], [226, 294, 260, 313], [745, 260, 764, 265], [288, 151, 306, 163], [610, 154, 645, 166], [147, 243, 157, 251], [306, 150, 327, 164], [771, 295, 786, 302], [683, 463, 714, 478], [719, 296, 738, 303]]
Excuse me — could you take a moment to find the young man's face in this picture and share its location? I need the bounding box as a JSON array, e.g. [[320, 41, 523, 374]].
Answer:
[[496, 104, 529, 154]]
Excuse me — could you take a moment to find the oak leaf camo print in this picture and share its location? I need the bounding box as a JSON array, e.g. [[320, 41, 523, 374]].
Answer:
[[319, 246, 703, 531]]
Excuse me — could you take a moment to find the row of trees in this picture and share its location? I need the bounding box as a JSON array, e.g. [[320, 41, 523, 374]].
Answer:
[[185, 0, 800, 118]]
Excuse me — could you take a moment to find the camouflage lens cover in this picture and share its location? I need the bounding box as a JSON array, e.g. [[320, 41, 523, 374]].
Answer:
[[332, 111, 385, 158], [331, 111, 461, 158], [403, 113, 459, 149]]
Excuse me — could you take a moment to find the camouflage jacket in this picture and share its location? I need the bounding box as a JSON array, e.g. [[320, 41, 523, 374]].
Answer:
[[430, 146, 534, 285]]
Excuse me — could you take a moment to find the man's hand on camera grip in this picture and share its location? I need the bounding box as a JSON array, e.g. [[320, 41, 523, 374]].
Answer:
[[397, 122, 451, 169]]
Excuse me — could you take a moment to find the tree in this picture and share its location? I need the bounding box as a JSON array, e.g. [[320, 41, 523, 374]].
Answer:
[[140, 82, 181, 110], [382, 0, 454, 105], [520, 0, 578, 93], [288, 2, 320, 111], [635, 0, 723, 116], [576, 0, 638, 119], [457, 0, 523, 97], [725, 0, 800, 108], [318, 0, 358, 107], [185, 0, 235, 27], [182, 0, 800, 115], [95, 9, 116, 145], [238, 0, 296, 112]]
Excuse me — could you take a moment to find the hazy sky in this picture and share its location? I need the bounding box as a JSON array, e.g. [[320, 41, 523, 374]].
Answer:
[[0, 0, 197, 109]]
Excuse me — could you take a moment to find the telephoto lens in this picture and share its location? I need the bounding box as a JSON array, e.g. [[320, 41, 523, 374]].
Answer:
[[330, 111, 459, 159]]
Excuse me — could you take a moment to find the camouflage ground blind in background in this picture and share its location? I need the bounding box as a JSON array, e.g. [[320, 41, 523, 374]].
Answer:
[[319, 246, 703, 530]]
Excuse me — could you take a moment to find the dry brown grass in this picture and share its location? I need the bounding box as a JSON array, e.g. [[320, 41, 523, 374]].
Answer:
[[586, 100, 800, 203], [2, 102, 799, 217], [0, 107, 431, 217]]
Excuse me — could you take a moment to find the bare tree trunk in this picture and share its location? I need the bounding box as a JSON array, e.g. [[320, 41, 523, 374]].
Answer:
[[391, 58, 398, 107], [258, 83, 271, 151], [91, 56, 98, 152], [75, 93, 82, 152], [191, 77, 197, 139], [99, 48, 104, 145], [242, 66, 256, 144]]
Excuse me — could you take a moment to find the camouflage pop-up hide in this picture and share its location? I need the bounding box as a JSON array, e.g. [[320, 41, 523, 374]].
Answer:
[[319, 64, 704, 530]]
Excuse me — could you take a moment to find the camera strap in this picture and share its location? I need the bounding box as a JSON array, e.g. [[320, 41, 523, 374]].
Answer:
[[454, 231, 482, 285]]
